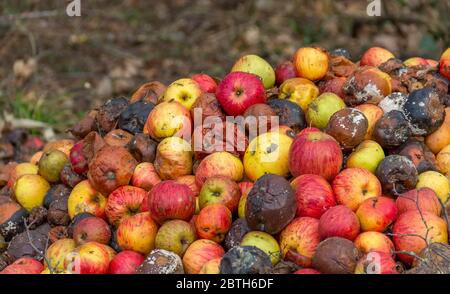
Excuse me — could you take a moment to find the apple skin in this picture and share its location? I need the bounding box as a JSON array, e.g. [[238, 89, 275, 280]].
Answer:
[[175, 175, 200, 197], [360, 47, 395, 67], [64, 241, 110, 274], [131, 162, 161, 192], [356, 197, 397, 232], [436, 144, 450, 177], [68, 180, 106, 219], [393, 210, 448, 265], [159, 78, 202, 110], [0, 257, 44, 274], [293, 47, 329, 81], [198, 176, 241, 213], [182, 239, 225, 274], [195, 204, 232, 243], [306, 92, 346, 129], [116, 212, 158, 255], [195, 151, 244, 186], [278, 77, 319, 112], [289, 131, 343, 181], [73, 216, 111, 245], [216, 71, 266, 116], [439, 56, 450, 80], [105, 185, 147, 227], [416, 171, 450, 204], [332, 168, 382, 211], [238, 182, 253, 219], [240, 231, 281, 265], [354, 231, 394, 255], [318, 77, 346, 99], [396, 188, 442, 216], [154, 137, 193, 180], [275, 61, 297, 85], [355, 104, 384, 140], [279, 217, 321, 267], [404, 57, 428, 67], [293, 268, 321, 274], [45, 238, 77, 272], [291, 174, 336, 219], [244, 132, 293, 181], [144, 100, 192, 142], [346, 140, 385, 174], [108, 250, 145, 274], [319, 205, 360, 241], [425, 107, 450, 154], [192, 73, 218, 93], [355, 251, 398, 274], [148, 180, 195, 224], [7, 162, 38, 188], [231, 54, 275, 89], [155, 219, 196, 257], [14, 174, 50, 212], [199, 257, 221, 274]]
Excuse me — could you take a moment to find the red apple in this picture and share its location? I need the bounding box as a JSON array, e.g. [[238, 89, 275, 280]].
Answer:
[[108, 250, 145, 274], [68, 180, 106, 219], [148, 180, 195, 224], [318, 77, 346, 98], [195, 204, 232, 243], [393, 210, 448, 265], [64, 241, 110, 274], [289, 131, 343, 181], [293, 268, 321, 274], [182, 239, 225, 274], [131, 162, 161, 192], [360, 47, 395, 67], [195, 151, 244, 186], [291, 174, 336, 219], [396, 188, 442, 216], [116, 212, 159, 255], [319, 205, 360, 241], [356, 197, 397, 232], [275, 61, 297, 85], [216, 71, 266, 116], [69, 141, 88, 175], [73, 216, 112, 245], [198, 176, 241, 212], [355, 251, 398, 274], [332, 168, 382, 211], [354, 231, 394, 255], [0, 257, 43, 274], [105, 186, 148, 227], [280, 217, 321, 267], [238, 181, 253, 219], [192, 73, 218, 93]]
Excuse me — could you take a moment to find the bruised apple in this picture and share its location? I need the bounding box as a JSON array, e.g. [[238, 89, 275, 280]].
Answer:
[[144, 100, 192, 141], [154, 137, 193, 180], [44, 238, 76, 272], [88, 145, 137, 196], [279, 217, 321, 267], [278, 78, 319, 112]]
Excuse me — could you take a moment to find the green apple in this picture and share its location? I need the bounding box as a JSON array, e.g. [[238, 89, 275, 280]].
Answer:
[[231, 54, 275, 89], [38, 150, 68, 183], [155, 219, 196, 257], [347, 140, 385, 174], [306, 92, 346, 129], [240, 231, 281, 265]]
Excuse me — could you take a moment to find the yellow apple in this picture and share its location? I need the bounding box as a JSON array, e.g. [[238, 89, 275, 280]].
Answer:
[[14, 174, 50, 212], [244, 132, 292, 181], [416, 171, 450, 204], [68, 180, 106, 219], [159, 78, 202, 110], [346, 140, 385, 174], [240, 231, 281, 265], [278, 78, 319, 112]]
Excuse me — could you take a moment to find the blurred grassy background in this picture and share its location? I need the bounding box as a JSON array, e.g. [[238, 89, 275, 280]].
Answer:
[[0, 0, 449, 133]]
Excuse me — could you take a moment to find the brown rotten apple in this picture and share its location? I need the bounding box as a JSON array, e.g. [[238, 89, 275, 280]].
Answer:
[[147, 180, 195, 224], [88, 145, 137, 196], [279, 217, 321, 267], [312, 237, 362, 274]]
